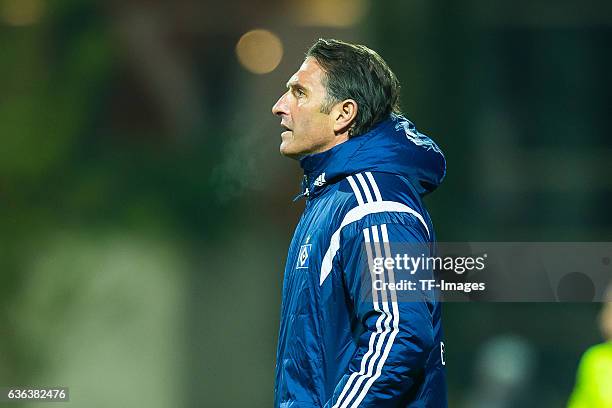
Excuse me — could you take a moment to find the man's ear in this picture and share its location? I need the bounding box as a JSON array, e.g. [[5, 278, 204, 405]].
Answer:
[[332, 99, 358, 135]]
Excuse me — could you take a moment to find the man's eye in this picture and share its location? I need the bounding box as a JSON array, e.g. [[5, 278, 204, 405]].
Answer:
[[294, 88, 305, 97]]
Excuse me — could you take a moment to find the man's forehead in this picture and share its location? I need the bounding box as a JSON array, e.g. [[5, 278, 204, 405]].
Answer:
[[286, 57, 323, 88]]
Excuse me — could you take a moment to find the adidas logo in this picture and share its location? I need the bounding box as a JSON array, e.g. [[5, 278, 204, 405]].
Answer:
[[313, 172, 326, 187]]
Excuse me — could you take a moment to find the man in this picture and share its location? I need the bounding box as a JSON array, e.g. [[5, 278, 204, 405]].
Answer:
[[568, 284, 612, 407], [272, 39, 447, 407]]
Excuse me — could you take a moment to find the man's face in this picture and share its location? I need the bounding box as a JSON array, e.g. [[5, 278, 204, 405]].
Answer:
[[272, 57, 339, 158]]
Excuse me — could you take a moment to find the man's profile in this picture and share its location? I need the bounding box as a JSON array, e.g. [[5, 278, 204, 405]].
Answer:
[[272, 39, 447, 407]]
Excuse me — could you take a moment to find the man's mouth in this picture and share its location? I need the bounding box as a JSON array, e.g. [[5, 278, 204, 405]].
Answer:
[[281, 123, 292, 132]]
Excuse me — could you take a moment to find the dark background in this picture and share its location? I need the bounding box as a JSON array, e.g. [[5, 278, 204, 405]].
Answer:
[[1, 0, 610, 406]]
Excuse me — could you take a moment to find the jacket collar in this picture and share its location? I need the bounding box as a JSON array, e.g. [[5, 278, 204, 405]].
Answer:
[[295, 114, 446, 200]]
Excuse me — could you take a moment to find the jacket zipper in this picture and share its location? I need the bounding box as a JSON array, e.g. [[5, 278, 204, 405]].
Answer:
[[292, 175, 310, 202]]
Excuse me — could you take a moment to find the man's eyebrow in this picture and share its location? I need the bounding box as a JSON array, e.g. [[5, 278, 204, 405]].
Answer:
[[286, 80, 306, 90]]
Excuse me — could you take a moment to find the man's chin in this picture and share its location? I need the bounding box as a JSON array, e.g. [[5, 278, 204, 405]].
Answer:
[[279, 137, 304, 159], [279, 143, 302, 160]]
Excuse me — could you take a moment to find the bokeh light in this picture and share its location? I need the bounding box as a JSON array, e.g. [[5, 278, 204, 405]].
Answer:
[[291, 0, 369, 27], [0, 0, 44, 26], [235, 29, 283, 74]]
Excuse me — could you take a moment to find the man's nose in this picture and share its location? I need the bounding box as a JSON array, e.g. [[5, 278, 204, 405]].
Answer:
[[272, 93, 288, 116]]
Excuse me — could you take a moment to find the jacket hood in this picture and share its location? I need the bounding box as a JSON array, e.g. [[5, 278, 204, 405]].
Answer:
[[299, 114, 446, 198]]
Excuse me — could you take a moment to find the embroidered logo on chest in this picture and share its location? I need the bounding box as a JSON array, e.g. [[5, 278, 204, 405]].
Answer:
[[296, 235, 312, 269]]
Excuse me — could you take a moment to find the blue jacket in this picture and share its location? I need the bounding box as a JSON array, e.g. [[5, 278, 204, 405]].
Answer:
[[275, 114, 447, 408]]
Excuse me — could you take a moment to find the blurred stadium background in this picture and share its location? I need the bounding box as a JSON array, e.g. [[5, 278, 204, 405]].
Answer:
[[1, 0, 611, 406]]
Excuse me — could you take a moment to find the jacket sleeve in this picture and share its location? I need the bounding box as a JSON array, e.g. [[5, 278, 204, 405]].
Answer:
[[324, 220, 437, 408]]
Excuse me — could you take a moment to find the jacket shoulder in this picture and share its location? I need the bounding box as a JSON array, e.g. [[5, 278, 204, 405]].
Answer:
[[325, 172, 431, 241]]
